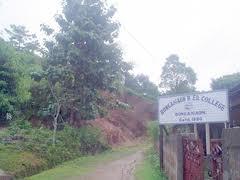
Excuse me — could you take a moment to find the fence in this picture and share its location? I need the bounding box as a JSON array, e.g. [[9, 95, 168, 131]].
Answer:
[[222, 127, 240, 180], [159, 128, 240, 180], [162, 134, 183, 180], [183, 137, 204, 180]]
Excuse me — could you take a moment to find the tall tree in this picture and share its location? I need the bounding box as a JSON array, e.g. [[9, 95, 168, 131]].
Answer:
[[5, 25, 40, 53], [159, 54, 197, 94], [211, 73, 240, 90], [40, 0, 128, 122]]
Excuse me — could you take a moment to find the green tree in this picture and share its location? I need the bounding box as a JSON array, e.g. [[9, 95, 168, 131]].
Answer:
[[39, 0, 127, 123], [0, 38, 17, 123], [211, 73, 240, 90], [125, 73, 159, 98], [135, 74, 159, 97], [5, 24, 40, 53], [0, 38, 42, 123], [159, 54, 197, 94]]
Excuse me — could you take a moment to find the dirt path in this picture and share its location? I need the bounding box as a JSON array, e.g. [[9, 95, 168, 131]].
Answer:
[[73, 151, 143, 180]]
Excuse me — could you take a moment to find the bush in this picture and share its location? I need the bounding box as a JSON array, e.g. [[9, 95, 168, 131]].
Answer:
[[44, 145, 75, 168], [8, 118, 32, 136], [135, 147, 166, 180], [146, 147, 160, 171], [147, 121, 159, 142], [20, 124, 109, 165], [0, 144, 47, 178], [0, 120, 109, 178], [78, 126, 109, 155], [21, 128, 53, 157]]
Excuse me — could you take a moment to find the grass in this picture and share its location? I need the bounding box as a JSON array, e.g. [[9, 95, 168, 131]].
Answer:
[[0, 122, 112, 178], [135, 148, 166, 180], [135, 160, 164, 180], [26, 145, 141, 180], [0, 128, 8, 138], [0, 144, 47, 177]]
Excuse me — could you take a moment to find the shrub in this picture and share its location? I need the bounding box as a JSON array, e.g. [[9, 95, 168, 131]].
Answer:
[[43, 145, 75, 168], [58, 125, 81, 153], [0, 144, 47, 178], [8, 118, 32, 136], [21, 127, 53, 156], [135, 147, 166, 180], [0, 121, 110, 178], [146, 147, 160, 171], [147, 121, 159, 142], [78, 126, 109, 155]]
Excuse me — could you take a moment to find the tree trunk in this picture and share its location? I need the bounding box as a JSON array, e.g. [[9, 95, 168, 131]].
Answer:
[[52, 103, 61, 145]]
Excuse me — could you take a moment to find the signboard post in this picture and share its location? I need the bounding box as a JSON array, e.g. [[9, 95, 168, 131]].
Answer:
[[158, 90, 229, 156], [194, 124, 198, 139], [205, 123, 211, 155]]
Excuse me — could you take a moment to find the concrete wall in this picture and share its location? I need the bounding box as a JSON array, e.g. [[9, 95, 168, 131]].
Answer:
[[0, 175, 13, 180], [163, 134, 183, 180], [222, 128, 240, 180]]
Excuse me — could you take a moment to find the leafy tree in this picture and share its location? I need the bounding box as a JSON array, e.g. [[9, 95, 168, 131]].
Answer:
[[38, 0, 128, 124], [211, 73, 240, 90], [125, 73, 159, 98], [0, 39, 17, 123], [5, 25, 40, 53], [0, 38, 42, 123], [135, 74, 159, 97], [159, 54, 197, 94]]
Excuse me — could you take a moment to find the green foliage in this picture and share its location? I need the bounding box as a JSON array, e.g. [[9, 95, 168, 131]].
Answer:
[[0, 145, 47, 178], [0, 0, 137, 127], [29, 79, 51, 117], [147, 121, 159, 142], [77, 126, 109, 155], [146, 148, 161, 175], [5, 24, 40, 53], [0, 38, 42, 123], [159, 54, 197, 94], [13, 52, 42, 104], [27, 145, 140, 180], [38, 0, 130, 121], [8, 118, 32, 136], [125, 73, 159, 99], [211, 72, 240, 90], [0, 121, 109, 178], [135, 147, 166, 180], [0, 39, 18, 123], [21, 125, 108, 164], [115, 100, 131, 110], [125, 87, 156, 102]]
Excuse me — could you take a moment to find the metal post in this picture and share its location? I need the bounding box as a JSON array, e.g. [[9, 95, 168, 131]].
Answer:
[[205, 123, 211, 155], [194, 124, 198, 139], [159, 125, 164, 170]]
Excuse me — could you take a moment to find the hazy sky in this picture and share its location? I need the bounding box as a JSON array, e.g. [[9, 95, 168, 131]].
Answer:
[[0, 0, 240, 91]]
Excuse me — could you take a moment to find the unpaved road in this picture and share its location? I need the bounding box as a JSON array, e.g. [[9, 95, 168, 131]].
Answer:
[[73, 151, 143, 180]]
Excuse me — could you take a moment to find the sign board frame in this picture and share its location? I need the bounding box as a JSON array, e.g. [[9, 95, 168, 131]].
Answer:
[[158, 89, 230, 125]]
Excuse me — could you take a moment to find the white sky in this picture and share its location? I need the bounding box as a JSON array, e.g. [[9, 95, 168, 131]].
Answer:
[[0, 0, 240, 91]]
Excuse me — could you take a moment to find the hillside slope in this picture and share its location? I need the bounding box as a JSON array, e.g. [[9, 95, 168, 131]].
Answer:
[[88, 92, 157, 145], [30, 91, 158, 146]]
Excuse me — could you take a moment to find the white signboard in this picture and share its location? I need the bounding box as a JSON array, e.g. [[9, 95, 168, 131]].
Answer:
[[159, 90, 229, 124]]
